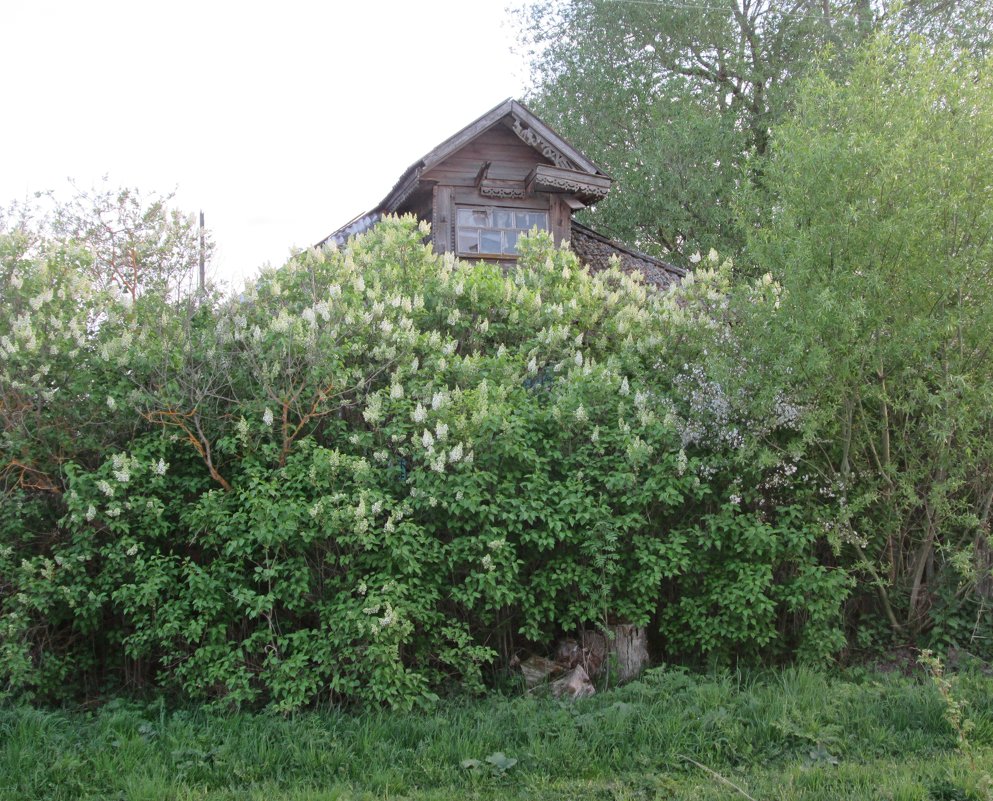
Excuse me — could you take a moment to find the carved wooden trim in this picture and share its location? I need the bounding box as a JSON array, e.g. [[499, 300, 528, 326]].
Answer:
[[533, 175, 609, 198], [474, 161, 528, 199], [526, 165, 612, 201], [511, 117, 577, 170], [479, 182, 527, 199]]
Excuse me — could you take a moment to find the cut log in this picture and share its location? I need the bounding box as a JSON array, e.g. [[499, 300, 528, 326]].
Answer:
[[549, 665, 595, 700], [518, 655, 562, 688]]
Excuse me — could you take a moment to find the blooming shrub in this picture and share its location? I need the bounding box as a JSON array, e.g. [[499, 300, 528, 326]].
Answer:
[[1, 214, 847, 709]]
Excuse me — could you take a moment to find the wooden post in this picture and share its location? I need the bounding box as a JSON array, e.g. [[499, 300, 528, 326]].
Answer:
[[432, 187, 453, 255], [550, 195, 571, 247]]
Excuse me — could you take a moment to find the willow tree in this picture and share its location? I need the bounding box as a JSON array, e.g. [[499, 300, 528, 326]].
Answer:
[[743, 36, 993, 646]]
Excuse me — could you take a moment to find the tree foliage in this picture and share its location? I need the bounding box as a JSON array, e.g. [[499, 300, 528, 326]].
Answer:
[[516, 0, 990, 265], [5, 184, 211, 300], [742, 37, 993, 646], [1, 210, 846, 709]]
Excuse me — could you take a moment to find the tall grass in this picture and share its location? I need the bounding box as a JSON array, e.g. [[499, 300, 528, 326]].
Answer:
[[1, 666, 990, 800]]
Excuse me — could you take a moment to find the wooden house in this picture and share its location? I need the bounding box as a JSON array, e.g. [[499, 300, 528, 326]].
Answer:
[[319, 100, 683, 288]]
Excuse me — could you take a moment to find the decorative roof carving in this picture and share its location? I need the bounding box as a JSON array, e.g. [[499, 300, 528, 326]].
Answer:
[[527, 165, 612, 202], [479, 183, 528, 199], [511, 117, 577, 170], [474, 161, 528, 199], [532, 174, 609, 198]]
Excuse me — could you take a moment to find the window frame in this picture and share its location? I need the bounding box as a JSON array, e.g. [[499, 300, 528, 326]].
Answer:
[[454, 204, 549, 259]]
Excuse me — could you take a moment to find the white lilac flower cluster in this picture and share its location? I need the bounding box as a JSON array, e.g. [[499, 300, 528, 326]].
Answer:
[[110, 452, 140, 484], [362, 393, 384, 425], [773, 393, 804, 429]]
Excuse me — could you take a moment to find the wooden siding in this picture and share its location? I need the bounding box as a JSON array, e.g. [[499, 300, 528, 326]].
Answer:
[[422, 124, 549, 185]]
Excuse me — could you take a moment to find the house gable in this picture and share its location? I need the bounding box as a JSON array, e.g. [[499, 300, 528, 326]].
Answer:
[[319, 100, 683, 287]]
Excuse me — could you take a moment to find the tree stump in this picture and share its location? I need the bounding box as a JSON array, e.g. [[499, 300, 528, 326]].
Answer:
[[517, 655, 562, 688], [610, 624, 649, 684]]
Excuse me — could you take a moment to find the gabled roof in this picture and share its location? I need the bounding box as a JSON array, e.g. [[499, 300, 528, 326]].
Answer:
[[381, 99, 611, 214], [318, 99, 610, 247], [315, 100, 683, 288], [419, 99, 609, 178]]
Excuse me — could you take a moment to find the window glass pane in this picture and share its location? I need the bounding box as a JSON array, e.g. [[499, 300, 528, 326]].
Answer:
[[456, 206, 547, 256], [457, 208, 489, 226], [515, 212, 547, 230], [480, 230, 502, 253], [458, 230, 479, 253], [492, 209, 515, 229], [518, 212, 547, 230]]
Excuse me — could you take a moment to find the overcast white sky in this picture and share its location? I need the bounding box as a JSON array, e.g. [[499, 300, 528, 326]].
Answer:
[[2, 1, 530, 290]]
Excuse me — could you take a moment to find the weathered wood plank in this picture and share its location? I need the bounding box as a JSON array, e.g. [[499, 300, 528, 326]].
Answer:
[[426, 164, 533, 184], [550, 195, 571, 246], [427, 156, 534, 171], [443, 142, 541, 161], [423, 124, 545, 184], [425, 148, 539, 178], [432, 185, 453, 254], [420, 100, 515, 172]]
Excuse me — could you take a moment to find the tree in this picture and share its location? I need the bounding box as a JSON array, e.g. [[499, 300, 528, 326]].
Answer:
[[889, 0, 993, 59], [40, 183, 211, 300], [742, 36, 993, 645], [515, 0, 990, 266], [0, 184, 213, 502]]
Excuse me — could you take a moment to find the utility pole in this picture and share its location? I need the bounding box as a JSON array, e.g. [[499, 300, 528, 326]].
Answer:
[[198, 210, 206, 291]]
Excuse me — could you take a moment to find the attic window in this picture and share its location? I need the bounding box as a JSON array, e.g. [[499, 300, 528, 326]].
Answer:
[[456, 206, 548, 257]]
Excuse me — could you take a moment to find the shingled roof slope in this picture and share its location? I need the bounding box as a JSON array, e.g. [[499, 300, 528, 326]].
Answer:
[[569, 221, 684, 288]]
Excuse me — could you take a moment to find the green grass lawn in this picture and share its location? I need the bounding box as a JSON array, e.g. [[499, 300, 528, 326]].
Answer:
[[2, 665, 991, 800]]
